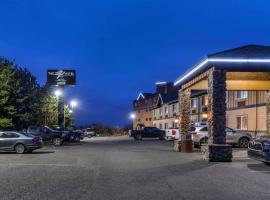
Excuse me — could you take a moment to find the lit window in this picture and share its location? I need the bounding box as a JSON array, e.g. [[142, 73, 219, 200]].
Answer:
[[191, 98, 197, 108], [236, 115, 248, 130], [235, 91, 248, 99]]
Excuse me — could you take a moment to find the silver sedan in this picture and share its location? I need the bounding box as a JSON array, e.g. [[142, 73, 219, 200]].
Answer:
[[0, 131, 43, 154], [192, 127, 252, 148]]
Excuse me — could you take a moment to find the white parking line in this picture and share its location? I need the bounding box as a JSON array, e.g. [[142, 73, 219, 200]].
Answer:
[[0, 163, 75, 167]]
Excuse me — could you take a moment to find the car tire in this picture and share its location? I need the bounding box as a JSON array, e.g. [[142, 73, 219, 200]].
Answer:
[[238, 137, 249, 148], [74, 136, 80, 142], [53, 137, 62, 146], [15, 144, 26, 154], [136, 134, 142, 141]]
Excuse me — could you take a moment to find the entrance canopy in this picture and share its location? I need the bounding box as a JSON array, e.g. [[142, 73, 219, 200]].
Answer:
[[174, 45, 270, 89], [174, 44, 270, 161]]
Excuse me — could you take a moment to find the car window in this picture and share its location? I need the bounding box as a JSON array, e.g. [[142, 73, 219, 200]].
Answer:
[[226, 127, 233, 132], [1, 132, 20, 138], [200, 127, 208, 132]]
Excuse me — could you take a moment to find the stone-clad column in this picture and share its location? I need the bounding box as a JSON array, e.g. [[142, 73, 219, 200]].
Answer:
[[266, 91, 270, 135], [207, 68, 232, 162], [179, 89, 193, 152], [180, 89, 191, 134]]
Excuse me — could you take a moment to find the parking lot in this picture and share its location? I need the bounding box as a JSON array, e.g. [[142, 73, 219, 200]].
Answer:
[[0, 136, 270, 200]]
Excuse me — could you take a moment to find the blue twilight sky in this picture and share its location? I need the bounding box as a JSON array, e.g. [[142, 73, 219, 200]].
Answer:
[[0, 0, 270, 127]]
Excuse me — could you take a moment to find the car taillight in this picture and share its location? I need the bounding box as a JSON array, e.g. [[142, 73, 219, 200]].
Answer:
[[191, 131, 197, 135], [172, 130, 176, 135], [32, 136, 39, 143]]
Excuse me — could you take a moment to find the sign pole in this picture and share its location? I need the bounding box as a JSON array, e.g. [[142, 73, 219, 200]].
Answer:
[[58, 86, 65, 129]]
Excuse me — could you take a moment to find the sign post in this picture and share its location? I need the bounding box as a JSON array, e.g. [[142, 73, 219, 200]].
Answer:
[[47, 70, 76, 129]]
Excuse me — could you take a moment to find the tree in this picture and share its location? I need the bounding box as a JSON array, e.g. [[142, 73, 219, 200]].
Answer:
[[11, 67, 40, 130], [0, 58, 16, 129], [64, 105, 73, 129]]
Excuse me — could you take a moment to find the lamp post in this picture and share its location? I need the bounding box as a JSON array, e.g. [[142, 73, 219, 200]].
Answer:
[[54, 87, 65, 129]]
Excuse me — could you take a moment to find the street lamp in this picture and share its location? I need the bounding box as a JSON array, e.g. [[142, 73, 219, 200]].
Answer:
[[70, 100, 78, 109], [54, 89, 63, 98], [130, 113, 136, 120]]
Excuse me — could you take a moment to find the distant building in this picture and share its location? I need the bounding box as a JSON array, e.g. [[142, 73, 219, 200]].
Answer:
[[132, 82, 179, 129], [152, 93, 179, 130]]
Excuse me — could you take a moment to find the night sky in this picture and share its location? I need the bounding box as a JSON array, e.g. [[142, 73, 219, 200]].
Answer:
[[0, 0, 269, 127]]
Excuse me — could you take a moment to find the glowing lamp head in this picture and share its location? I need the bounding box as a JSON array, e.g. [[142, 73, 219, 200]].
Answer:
[[54, 90, 63, 97], [130, 113, 136, 120], [202, 113, 208, 119], [70, 100, 78, 108]]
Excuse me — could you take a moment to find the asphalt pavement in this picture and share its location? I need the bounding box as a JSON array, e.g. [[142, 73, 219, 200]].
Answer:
[[0, 136, 269, 200]]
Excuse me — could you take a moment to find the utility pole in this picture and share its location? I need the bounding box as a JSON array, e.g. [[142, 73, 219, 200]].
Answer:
[[58, 86, 65, 129]]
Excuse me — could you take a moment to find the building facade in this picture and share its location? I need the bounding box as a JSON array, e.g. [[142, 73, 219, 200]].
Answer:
[[132, 82, 179, 130], [152, 94, 179, 130], [189, 90, 267, 133]]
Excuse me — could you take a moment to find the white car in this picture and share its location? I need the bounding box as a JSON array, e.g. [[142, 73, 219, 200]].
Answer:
[[165, 128, 180, 140]]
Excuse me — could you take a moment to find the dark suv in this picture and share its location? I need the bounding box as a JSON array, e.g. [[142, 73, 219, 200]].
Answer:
[[27, 126, 65, 146], [132, 127, 165, 140]]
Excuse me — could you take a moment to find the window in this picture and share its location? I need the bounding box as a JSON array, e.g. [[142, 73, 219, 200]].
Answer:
[[172, 104, 176, 113], [164, 107, 168, 114], [146, 118, 148, 121], [159, 124, 163, 130], [201, 95, 208, 106], [149, 118, 152, 121], [159, 108, 162, 115], [153, 110, 156, 116], [235, 91, 248, 100], [0, 132, 20, 138], [165, 123, 168, 129], [191, 98, 197, 108], [236, 115, 248, 130]]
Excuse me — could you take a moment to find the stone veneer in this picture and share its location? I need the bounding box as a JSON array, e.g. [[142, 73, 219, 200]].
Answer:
[[266, 91, 270, 135], [207, 68, 232, 162], [179, 89, 191, 134]]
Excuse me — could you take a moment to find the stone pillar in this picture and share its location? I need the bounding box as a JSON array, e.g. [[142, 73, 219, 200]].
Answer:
[[179, 89, 193, 152], [266, 91, 270, 135], [180, 89, 191, 133], [207, 68, 232, 162]]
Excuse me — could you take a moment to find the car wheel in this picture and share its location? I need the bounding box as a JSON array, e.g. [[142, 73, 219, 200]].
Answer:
[[239, 138, 249, 148], [15, 144, 26, 154], [53, 137, 62, 146], [137, 134, 142, 140], [74, 136, 80, 142]]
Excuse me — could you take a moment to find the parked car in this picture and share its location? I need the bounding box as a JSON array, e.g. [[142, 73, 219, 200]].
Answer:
[[0, 131, 43, 154], [27, 125, 65, 146], [165, 128, 180, 140], [132, 127, 165, 140], [52, 128, 84, 142], [83, 128, 96, 138], [191, 126, 251, 148], [248, 139, 270, 164]]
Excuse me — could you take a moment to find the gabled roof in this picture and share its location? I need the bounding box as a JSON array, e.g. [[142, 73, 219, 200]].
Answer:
[[156, 93, 178, 106], [136, 92, 155, 101], [174, 44, 270, 86]]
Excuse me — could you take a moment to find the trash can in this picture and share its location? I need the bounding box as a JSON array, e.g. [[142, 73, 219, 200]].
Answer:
[[180, 134, 193, 153]]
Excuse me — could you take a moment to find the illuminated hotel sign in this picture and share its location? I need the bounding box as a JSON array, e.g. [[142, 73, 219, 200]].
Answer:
[[47, 70, 76, 86]]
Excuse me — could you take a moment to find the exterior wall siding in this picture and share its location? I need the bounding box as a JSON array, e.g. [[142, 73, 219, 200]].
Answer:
[[226, 106, 266, 133]]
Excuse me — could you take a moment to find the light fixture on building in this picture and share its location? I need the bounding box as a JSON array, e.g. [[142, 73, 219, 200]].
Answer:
[[130, 113, 136, 120], [202, 113, 208, 119], [174, 119, 179, 123]]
